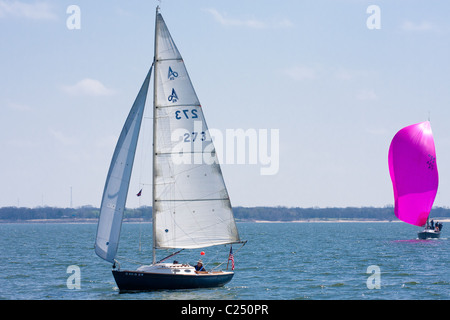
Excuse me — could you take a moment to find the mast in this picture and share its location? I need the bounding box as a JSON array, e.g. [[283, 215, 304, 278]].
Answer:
[[152, 6, 159, 264]]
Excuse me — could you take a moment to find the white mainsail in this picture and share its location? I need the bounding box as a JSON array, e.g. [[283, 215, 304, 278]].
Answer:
[[95, 67, 152, 263], [152, 13, 240, 250]]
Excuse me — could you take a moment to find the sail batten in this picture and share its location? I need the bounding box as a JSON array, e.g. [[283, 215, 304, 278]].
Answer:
[[156, 199, 230, 202], [155, 104, 201, 109], [156, 58, 184, 62], [388, 121, 439, 227]]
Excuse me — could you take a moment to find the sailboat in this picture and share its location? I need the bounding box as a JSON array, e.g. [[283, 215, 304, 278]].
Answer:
[[95, 7, 245, 291], [388, 121, 441, 239]]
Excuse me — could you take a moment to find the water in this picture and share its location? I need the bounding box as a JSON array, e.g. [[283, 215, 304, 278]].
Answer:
[[0, 222, 448, 300]]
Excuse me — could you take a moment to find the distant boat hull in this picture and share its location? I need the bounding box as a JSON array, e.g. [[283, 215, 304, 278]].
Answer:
[[112, 264, 234, 291], [417, 229, 441, 240]]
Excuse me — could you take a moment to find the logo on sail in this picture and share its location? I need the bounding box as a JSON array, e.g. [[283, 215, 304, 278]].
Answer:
[[168, 67, 179, 80], [168, 88, 178, 103], [427, 154, 436, 170]]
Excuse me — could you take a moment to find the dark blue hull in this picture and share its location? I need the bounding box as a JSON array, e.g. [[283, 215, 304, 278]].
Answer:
[[417, 230, 441, 239], [112, 269, 234, 292]]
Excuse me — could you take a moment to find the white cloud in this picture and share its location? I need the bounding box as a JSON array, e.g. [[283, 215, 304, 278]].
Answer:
[[283, 65, 319, 81], [204, 8, 293, 29], [366, 127, 387, 136], [401, 20, 437, 32], [6, 138, 37, 148], [334, 67, 369, 81], [283, 65, 375, 84], [114, 6, 132, 18], [94, 134, 117, 149], [49, 129, 78, 146], [356, 89, 378, 101], [62, 79, 115, 97], [6, 101, 32, 111], [0, 0, 57, 20]]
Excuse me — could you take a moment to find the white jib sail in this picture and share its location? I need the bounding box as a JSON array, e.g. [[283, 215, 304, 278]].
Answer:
[[153, 12, 240, 249], [95, 67, 152, 263]]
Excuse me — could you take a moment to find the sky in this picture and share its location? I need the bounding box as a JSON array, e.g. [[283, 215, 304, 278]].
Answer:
[[1, 0, 450, 209]]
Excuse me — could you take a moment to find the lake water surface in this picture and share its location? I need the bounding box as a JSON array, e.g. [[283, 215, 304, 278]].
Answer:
[[0, 222, 448, 300]]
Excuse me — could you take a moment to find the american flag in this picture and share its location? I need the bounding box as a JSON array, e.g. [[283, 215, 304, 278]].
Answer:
[[228, 246, 235, 270]]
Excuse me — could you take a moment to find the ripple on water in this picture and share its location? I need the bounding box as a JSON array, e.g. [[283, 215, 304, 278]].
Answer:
[[1, 222, 449, 300]]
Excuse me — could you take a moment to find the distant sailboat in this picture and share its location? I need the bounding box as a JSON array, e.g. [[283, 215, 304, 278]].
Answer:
[[388, 121, 441, 239], [95, 7, 245, 291]]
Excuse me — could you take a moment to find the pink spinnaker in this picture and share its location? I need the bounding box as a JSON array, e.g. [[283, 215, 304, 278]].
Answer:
[[388, 121, 439, 227]]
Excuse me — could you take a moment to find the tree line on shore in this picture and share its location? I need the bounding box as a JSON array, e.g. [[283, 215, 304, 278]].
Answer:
[[1, 205, 450, 222]]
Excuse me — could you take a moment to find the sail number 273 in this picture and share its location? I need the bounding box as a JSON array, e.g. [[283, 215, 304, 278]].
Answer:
[[175, 109, 198, 120], [184, 132, 206, 142]]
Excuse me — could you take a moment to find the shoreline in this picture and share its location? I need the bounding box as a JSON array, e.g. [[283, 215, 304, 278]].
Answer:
[[250, 218, 449, 223], [2, 218, 450, 224], [251, 219, 401, 223]]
